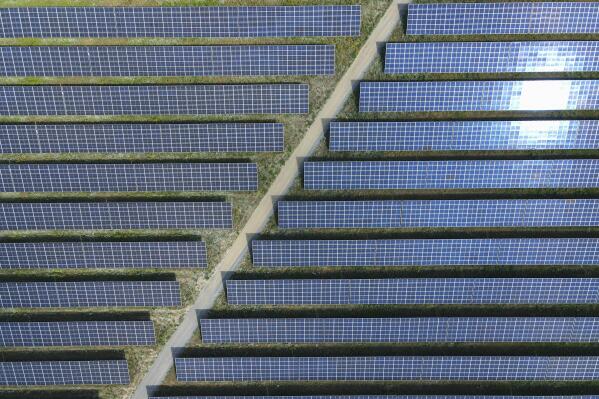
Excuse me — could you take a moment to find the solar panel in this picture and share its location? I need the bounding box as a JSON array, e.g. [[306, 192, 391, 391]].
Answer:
[[0, 46, 334, 77], [0, 320, 155, 346], [0, 281, 181, 308], [0, 6, 361, 38], [251, 239, 599, 267], [0, 242, 207, 269], [385, 42, 599, 74], [225, 278, 599, 305], [174, 356, 599, 381], [199, 318, 599, 343], [0, 85, 308, 116], [0, 202, 232, 230], [303, 160, 599, 190], [407, 3, 599, 35], [0, 360, 129, 385], [0, 163, 258, 192], [0, 123, 284, 154], [149, 396, 599, 399], [359, 81, 599, 113], [277, 200, 599, 229], [328, 121, 599, 152]]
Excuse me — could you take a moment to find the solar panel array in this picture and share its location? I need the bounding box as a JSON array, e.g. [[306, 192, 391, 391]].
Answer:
[[385, 42, 599, 74], [277, 199, 599, 229], [175, 356, 599, 381], [359, 81, 599, 112], [304, 160, 599, 190], [199, 318, 599, 343], [0, 202, 232, 230], [0, 281, 181, 308], [226, 278, 599, 305], [0, 163, 258, 192], [0, 123, 284, 154], [251, 238, 599, 268], [0, 85, 309, 116], [0, 320, 155, 346], [0, 241, 207, 269], [0, 45, 334, 77], [0, 360, 129, 385], [328, 121, 599, 152], [0, 6, 361, 38], [407, 2, 599, 35]]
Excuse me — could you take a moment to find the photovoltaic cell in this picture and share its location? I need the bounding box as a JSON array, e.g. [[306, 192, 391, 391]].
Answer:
[[303, 160, 599, 190], [0, 320, 155, 346], [251, 239, 599, 267], [0, 85, 308, 116], [277, 200, 599, 229], [0, 202, 232, 230], [0, 123, 284, 154], [407, 2, 599, 35], [359, 81, 599, 112], [149, 396, 599, 399], [0, 242, 207, 269], [175, 356, 599, 381], [199, 318, 599, 343], [225, 278, 599, 305], [0, 360, 129, 385], [0, 46, 334, 77], [328, 121, 599, 152], [0, 281, 181, 308], [385, 42, 599, 74], [0, 6, 361, 38], [0, 163, 258, 192]]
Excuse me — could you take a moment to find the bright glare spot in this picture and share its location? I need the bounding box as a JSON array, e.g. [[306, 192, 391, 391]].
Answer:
[[515, 81, 573, 110]]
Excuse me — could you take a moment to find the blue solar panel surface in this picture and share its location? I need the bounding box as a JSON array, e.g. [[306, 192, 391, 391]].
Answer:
[[226, 278, 599, 305], [0, 46, 334, 77], [0, 85, 308, 116], [277, 200, 599, 229], [0, 202, 232, 230], [0, 6, 361, 38], [0, 360, 129, 385], [0, 163, 258, 192], [251, 238, 599, 267], [407, 2, 599, 35], [385, 42, 599, 74], [175, 356, 599, 381], [0, 281, 181, 308], [328, 121, 599, 152], [0, 242, 207, 269], [359, 81, 599, 112], [0, 123, 284, 153], [199, 318, 599, 343], [0, 321, 155, 346], [304, 160, 599, 190]]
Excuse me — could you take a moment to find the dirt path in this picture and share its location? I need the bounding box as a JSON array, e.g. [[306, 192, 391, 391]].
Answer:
[[132, 2, 402, 397]]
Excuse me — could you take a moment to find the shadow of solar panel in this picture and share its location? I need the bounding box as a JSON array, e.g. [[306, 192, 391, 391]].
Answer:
[[150, 396, 599, 399], [385, 42, 599, 74], [407, 3, 599, 35], [303, 160, 599, 190], [174, 356, 599, 381], [0, 85, 308, 116], [0, 360, 129, 385], [251, 239, 599, 267], [199, 318, 599, 343], [0, 242, 207, 269], [0, 46, 334, 77], [226, 278, 599, 305], [328, 121, 599, 152], [359, 81, 599, 112], [277, 200, 599, 229], [0, 6, 361, 38], [0, 320, 155, 346], [0, 163, 258, 192], [0, 202, 232, 230], [0, 281, 181, 308]]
